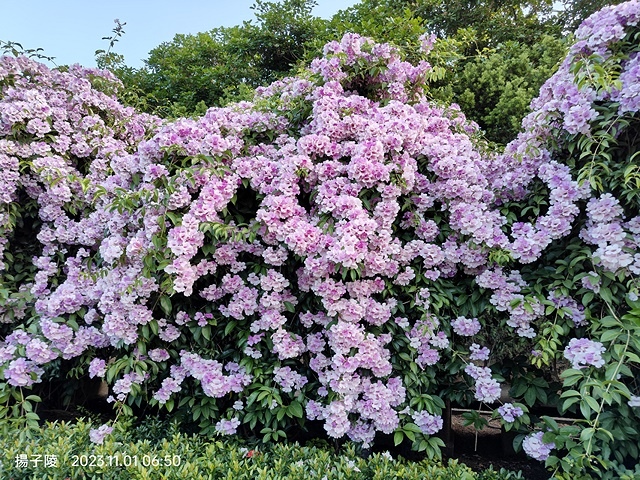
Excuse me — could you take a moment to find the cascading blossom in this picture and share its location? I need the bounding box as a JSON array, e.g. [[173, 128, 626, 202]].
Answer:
[[1, 0, 640, 456]]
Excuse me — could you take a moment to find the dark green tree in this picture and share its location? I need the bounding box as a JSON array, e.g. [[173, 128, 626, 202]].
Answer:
[[431, 35, 567, 144], [116, 0, 326, 116], [405, 0, 559, 43]]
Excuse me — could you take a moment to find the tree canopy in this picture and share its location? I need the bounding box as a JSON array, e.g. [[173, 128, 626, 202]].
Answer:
[[105, 0, 614, 142]]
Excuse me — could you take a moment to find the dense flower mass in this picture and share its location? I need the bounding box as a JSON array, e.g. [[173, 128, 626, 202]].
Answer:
[[1, 1, 640, 465]]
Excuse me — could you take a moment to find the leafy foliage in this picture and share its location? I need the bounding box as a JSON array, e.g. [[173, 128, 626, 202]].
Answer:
[[116, 0, 326, 116], [0, 419, 524, 479], [431, 35, 567, 144]]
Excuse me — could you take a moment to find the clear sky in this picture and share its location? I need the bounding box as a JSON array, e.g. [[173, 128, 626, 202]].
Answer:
[[0, 0, 360, 68]]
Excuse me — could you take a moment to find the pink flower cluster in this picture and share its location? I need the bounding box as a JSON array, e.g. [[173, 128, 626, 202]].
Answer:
[[522, 431, 554, 461], [2, 0, 640, 449], [580, 194, 640, 275], [563, 338, 606, 370], [498, 403, 524, 423]]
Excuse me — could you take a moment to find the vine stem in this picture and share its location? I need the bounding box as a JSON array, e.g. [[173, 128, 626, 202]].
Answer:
[[585, 327, 630, 457]]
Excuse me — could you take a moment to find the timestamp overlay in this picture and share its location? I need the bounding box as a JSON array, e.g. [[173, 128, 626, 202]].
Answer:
[[69, 453, 182, 468], [11, 452, 182, 471]]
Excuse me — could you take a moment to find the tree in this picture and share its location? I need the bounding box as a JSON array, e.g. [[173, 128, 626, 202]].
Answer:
[[431, 35, 567, 144], [115, 0, 326, 116]]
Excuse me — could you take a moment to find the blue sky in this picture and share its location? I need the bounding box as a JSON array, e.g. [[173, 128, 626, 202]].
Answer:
[[0, 0, 360, 68]]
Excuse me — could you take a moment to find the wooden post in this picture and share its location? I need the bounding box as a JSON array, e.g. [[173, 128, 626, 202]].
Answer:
[[442, 398, 454, 457]]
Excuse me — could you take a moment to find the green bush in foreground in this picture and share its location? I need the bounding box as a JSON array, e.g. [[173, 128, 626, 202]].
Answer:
[[0, 419, 523, 480]]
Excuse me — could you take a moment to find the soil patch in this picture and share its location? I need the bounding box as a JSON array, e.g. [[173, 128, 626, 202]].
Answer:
[[448, 414, 549, 480]]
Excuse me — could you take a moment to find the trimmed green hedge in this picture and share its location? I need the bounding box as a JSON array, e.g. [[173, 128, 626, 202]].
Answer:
[[0, 419, 522, 480]]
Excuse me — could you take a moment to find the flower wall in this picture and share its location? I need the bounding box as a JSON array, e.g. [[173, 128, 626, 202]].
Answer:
[[1, 2, 640, 477]]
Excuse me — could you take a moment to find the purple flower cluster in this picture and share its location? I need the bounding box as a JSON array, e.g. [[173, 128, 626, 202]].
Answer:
[[547, 291, 586, 327], [506, 162, 589, 264], [451, 316, 481, 336], [581, 194, 640, 275], [214, 417, 241, 435], [465, 364, 501, 404], [3, 358, 43, 387], [498, 403, 524, 423], [406, 315, 449, 369], [412, 411, 443, 435], [89, 424, 113, 445], [88, 358, 107, 378], [476, 268, 542, 338], [563, 338, 606, 369], [522, 431, 554, 461], [469, 343, 490, 361], [273, 366, 308, 393]]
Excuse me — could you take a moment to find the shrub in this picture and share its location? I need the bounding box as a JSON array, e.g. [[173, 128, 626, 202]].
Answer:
[[0, 419, 513, 480], [0, 2, 640, 479]]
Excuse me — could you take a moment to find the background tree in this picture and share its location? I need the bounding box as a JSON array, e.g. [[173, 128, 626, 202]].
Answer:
[[106, 0, 613, 143], [430, 35, 567, 144], [114, 0, 326, 117]]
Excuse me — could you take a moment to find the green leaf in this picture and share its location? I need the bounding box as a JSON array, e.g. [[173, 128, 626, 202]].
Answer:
[[524, 387, 537, 406], [224, 321, 237, 336], [600, 327, 623, 344], [403, 422, 422, 434], [160, 295, 172, 316], [580, 427, 595, 443], [561, 397, 579, 412], [582, 291, 594, 306], [585, 395, 600, 414], [202, 326, 211, 341], [288, 401, 303, 419]]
